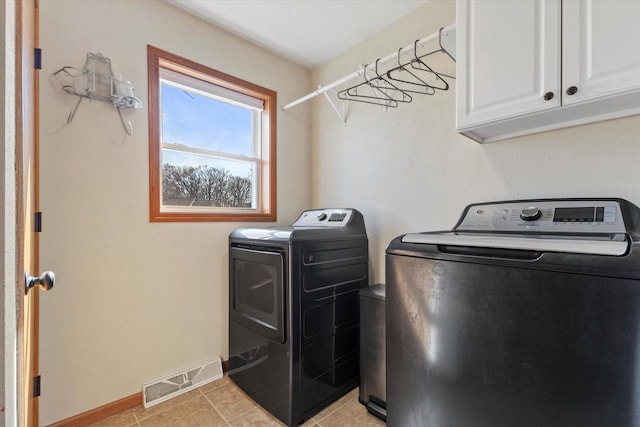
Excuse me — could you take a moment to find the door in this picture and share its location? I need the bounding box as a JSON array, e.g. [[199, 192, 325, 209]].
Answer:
[[456, 0, 561, 130], [16, 0, 40, 425], [229, 245, 285, 343], [562, 0, 640, 105]]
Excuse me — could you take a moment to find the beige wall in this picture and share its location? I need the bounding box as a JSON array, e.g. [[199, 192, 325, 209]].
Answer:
[[38, 0, 311, 424], [311, 0, 640, 284]]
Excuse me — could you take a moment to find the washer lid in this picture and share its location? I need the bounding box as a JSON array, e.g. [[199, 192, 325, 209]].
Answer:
[[401, 232, 629, 256], [400, 199, 640, 256]]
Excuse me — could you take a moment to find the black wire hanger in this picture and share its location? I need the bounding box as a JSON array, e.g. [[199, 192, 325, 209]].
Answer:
[[338, 63, 401, 108], [385, 48, 437, 95]]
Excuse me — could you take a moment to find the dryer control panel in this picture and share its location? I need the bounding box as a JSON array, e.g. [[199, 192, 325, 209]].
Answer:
[[455, 200, 627, 234], [293, 209, 354, 227]]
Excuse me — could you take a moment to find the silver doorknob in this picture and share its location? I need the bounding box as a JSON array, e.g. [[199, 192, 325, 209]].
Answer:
[[25, 271, 55, 293]]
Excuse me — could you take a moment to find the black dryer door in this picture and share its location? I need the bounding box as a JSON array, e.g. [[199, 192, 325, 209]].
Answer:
[[230, 246, 286, 343]]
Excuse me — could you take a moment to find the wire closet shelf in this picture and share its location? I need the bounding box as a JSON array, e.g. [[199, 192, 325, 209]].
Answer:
[[283, 23, 456, 124]]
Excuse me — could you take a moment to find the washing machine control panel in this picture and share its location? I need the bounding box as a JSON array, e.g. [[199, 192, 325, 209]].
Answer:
[[456, 200, 626, 234], [293, 209, 354, 227]]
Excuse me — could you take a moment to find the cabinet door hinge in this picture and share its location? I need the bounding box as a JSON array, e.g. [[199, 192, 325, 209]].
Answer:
[[34, 48, 42, 70], [33, 375, 41, 398], [34, 212, 42, 233]]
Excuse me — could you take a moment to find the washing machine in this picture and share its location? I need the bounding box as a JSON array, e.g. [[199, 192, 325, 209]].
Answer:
[[386, 198, 640, 427], [228, 208, 368, 426]]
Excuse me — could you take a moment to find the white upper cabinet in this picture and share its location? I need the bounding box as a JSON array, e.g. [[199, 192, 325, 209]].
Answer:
[[456, 0, 640, 143], [456, 0, 561, 128], [562, 0, 640, 105]]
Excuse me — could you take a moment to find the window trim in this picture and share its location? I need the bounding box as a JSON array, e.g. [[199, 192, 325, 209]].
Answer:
[[147, 45, 277, 222]]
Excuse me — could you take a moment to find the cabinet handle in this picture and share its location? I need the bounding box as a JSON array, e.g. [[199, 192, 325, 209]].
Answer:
[[566, 86, 578, 96], [543, 92, 554, 101]]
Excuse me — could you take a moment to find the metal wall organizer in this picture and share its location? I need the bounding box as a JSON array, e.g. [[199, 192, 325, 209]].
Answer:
[[54, 52, 142, 136]]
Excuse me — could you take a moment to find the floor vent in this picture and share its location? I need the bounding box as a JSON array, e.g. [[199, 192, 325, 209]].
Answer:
[[142, 357, 223, 408]]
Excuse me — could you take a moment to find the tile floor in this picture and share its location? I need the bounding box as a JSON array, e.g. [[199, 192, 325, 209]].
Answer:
[[87, 375, 386, 427]]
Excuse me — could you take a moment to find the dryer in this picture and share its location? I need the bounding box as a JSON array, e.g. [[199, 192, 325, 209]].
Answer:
[[229, 208, 368, 426]]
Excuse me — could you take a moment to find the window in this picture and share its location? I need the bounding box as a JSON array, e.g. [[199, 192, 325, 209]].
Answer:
[[147, 45, 276, 222]]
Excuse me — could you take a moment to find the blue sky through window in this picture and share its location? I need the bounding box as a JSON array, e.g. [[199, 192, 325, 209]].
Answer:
[[161, 83, 254, 177]]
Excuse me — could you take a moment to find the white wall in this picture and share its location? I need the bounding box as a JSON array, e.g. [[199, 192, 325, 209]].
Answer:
[[311, 0, 640, 284], [38, 0, 311, 424]]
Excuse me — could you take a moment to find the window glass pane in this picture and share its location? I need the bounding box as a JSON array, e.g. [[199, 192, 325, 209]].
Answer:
[[161, 82, 254, 157], [162, 149, 254, 208]]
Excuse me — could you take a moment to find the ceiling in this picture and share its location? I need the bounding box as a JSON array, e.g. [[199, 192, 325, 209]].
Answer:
[[165, 0, 427, 69]]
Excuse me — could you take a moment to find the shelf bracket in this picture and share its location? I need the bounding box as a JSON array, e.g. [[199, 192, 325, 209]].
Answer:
[[321, 87, 347, 125]]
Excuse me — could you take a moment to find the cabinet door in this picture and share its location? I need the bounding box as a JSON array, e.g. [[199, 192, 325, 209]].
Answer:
[[562, 0, 640, 105], [456, 0, 561, 129]]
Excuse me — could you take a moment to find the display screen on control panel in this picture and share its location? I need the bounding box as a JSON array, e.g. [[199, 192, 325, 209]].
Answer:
[[292, 209, 352, 227], [553, 207, 604, 222], [328, 213, 347, 222]]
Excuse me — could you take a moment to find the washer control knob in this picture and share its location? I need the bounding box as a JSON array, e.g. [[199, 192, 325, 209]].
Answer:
[[316, 212, 327, 221], [520, 206, 542, 221]]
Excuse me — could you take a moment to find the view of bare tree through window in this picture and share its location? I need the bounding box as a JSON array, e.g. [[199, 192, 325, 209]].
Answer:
[[148, 46, 276, 221], [162, 163, 252, 207]]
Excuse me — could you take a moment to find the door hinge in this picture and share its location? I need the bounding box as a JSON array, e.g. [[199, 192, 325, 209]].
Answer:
[[34, 212, 42, 233], [34, 48, 42, 70], [33, 375, 41, 398]]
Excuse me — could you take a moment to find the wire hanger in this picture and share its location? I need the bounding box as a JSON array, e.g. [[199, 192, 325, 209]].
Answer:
[[385, 48, 437, 95], [337, 59, 413, 107], [409, 39, 452, 91], [372, 58, 412, 103], [338, 63, 399, 108]]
